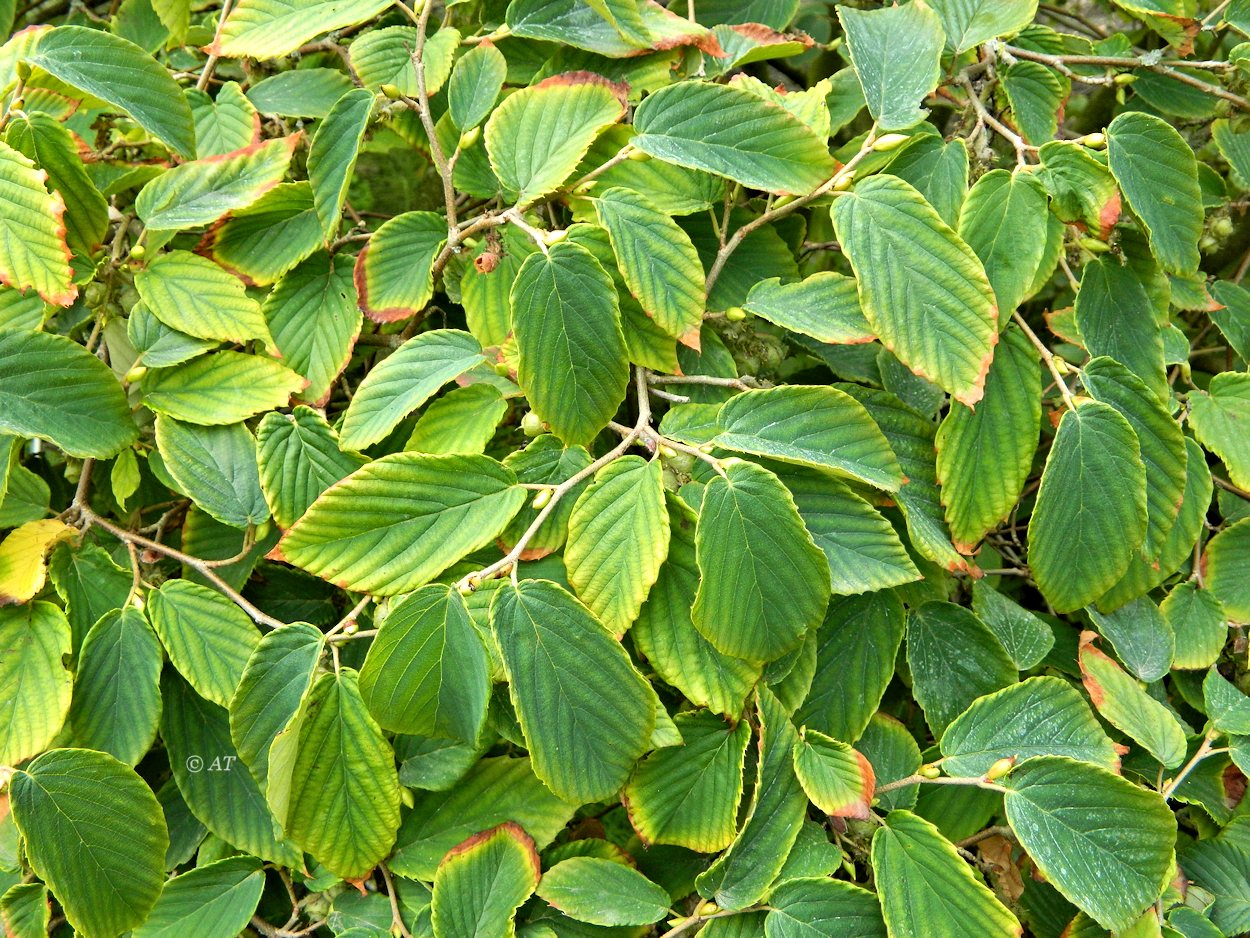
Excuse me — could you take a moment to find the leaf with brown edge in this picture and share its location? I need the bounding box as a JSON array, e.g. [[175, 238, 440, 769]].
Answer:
[[431, 822, 540, 938], [0, 140, 75, 306], [353, 211, 446, 323], [793, 729, 875, 820], [832, 175, 998, 405]]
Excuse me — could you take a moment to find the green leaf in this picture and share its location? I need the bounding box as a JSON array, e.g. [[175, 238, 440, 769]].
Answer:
[[1106, 111, 1203, 275], [1004, 756, 1177, 932], [210, 0, 394, 59], [68, 607, 162, 766], [906, 601, 1016, 738], [340, 329, 483, 450], [594, 186, 704, 342], [935, 324, 1041, 549], [0, 139, 73, 305], [11, 749, 168, 938], [1163, 582, 1227, 670], [262, 252, 361, 405], [308, 89, 373, 237], [1203, 667, 1250, 735], [4, 111, 108, 258], [1079, 635, 1187, 768], [1074, 259, 1167, 401], [632, 493, 761, 717], [135, 136, 297, 232], [279, 452, 525, 595], [257, 407, 365, 530], [391, 756, 575, 880], [1002, 61, 1065, 146], [930, 0, 1037, 52], [283, 670, 401, 880], [132, 857, 264, 938], [155, 416, 267, 529], [136, 251, 274, 350], [189, 81, 257, 158], [871, 810, 1021, 937], [350, 26, 459, 97], [1189, 372, 1250, 492], [26, 26, 195, 159], [1027, 401, 1147, 613], [448, 40, 506, 130], [774, 463, 920, 595], [0, 328, 137, 457], [431, 823, 540, 938], [0, 602, 71, 766], [832, 175, 998, 405], [537, 857, 671, 926], [161, 673, 299, 867], [140, 351, 305, 425], [359, 585, 489, 742], [970, 581, 1054, 670], [742, 272, 874, 345], [0, 884, 49, 938], [765, 878, 886, 938], [939, 676, 1119, 776], [793, 730, 874, 819], [489, 579, 654, 803], [147, 579, 261, 707], [1205, 518, 1250, 622], [632, 80, 835, 194], [624, 709, 750, 852], [1086, 596, 1174, 682], [405, 383, 507, 455], [229, 621, 323, 790], [565, 455, 670, 636], [710, 386, 903, 491], [1178, 839, 1250, 937], [795, 592, 906, 744], [957, 169, 1050, 317], [485, 73, 625, 206], [696, 688, 807, 910], [692, 459, 830, 664], [1082, 356, 1187, 562], [837, 3, 945, 131], [246, 69, 355, 119], [511, 239, 629, 445]]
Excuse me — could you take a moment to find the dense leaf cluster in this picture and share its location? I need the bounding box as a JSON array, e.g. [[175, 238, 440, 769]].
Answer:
[[2, 0, 1250, 936]]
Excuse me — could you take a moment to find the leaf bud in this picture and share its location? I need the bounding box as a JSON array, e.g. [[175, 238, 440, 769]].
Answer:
[[725, 306, 747, 322], [380, 83, 403, 100], [833, 170, 856, 191], [1078, 132, 1106, 149], [532, 488, 552, 510], [458, 126, 481, 149], [1114, 72, 1137, 86], [872, 132, 910, 152], [919, 763, 941, 779], [1077, 236, 1111, 254], [698, 902, 718, 916], [627, 149, 651, 162], [124, 364, 147, 384], [543, 228, 568, 246]]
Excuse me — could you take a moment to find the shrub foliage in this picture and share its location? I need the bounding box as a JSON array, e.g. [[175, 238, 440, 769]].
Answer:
[[2, 0, 1250, 935]]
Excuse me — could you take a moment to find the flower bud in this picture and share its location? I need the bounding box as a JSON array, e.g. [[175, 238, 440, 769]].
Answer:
[[1078, 132, 1106, 149], [1114, 72, 1137, 86], [458, 126, 481, 149], [986, 757, 1016, 780], [521, 411, 545, 436], [872, 132, 910, 152], [532, 488, 552, 510], [725, 306, 747, 322], [129, 244, 146, 260], [124, 364, 147, 384], [627, 149, 651, 162], [1077, 236, 1111, 254], [380, 83, 403, 100], [833, 170, 856, 191], [920, 763, 942, 779]]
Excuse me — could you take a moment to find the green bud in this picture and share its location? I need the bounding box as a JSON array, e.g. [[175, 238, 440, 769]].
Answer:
[[986, 757, 1016, 780], [1078, 132, 1106, 149], [380, 83, 403, 100], [920, 764, 941, 780], [725, 306, 747, 322], [458, 126, 481, 149], [532, 488, 552, 510], [872, 132, 910, 152], [521, 411, 545, 436], [1077, 236, 1111, 254]]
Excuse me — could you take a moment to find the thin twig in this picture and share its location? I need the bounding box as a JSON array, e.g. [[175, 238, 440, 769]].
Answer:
[[1214, 475, 1250, 501], [78, 508, 284, 629], [1162, 730, 1220, 800], [456, 368, 652, 590], [875, 773, 1010, 796], [197, 0, 235, 92], [703, 128, 880, 294], [1013, 312, 1076, 410], [398, 0, 460, 229], [379, 864, 414, 938]]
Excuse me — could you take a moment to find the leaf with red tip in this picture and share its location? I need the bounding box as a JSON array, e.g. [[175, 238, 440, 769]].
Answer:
[[431, 822, 540, 938], [0, 140, 74, 306]]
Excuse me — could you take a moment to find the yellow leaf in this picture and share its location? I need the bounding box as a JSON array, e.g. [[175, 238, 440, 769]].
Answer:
[[0, 519, 77, 605]]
